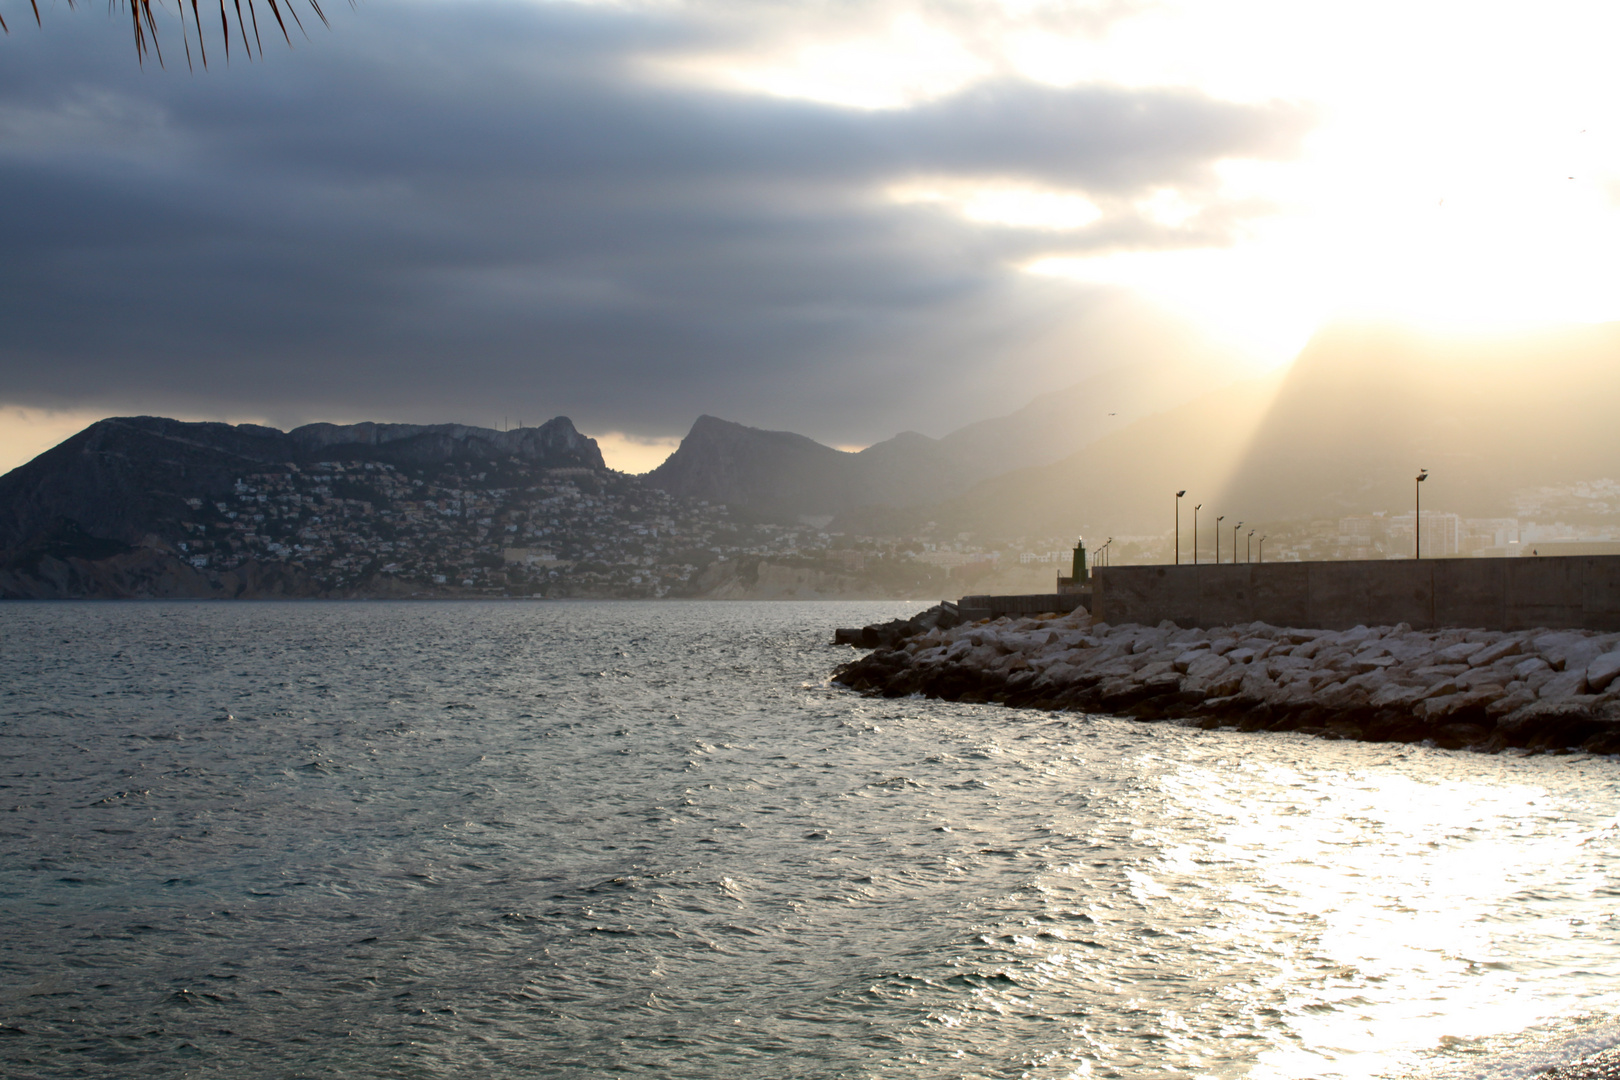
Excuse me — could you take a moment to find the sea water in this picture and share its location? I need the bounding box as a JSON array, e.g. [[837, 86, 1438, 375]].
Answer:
[[0, 600, 1616, 1080]]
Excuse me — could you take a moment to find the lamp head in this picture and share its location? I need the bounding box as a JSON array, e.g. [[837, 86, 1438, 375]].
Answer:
[[1417, 469, 1428, 482], [1176, 490, 1186, 498]]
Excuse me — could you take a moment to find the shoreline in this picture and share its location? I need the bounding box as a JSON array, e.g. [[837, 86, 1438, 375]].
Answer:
[[833, 606, 1620, 755]]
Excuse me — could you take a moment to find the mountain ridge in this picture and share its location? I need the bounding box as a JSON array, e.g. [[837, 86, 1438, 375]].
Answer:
[[644, 358, 1231, 518], [0, 415, 603, 552]]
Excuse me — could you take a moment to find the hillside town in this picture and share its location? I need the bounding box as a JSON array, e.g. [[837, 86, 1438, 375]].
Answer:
[[168, 454, 1620, 599], [171, 458, 959, 598]]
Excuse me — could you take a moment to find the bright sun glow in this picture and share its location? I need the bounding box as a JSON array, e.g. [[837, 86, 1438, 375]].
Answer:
[[593, 431, 682, 474], [658, 12, 989, 110], [889, 180, 1103, 230], [658, 0, 1620, 366]]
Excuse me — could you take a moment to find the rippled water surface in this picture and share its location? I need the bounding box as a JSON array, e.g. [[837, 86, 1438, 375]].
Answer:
[[2, 601, 1617, 1080]]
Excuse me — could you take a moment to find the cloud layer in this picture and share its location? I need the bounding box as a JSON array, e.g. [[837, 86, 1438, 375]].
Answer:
[[0, 0, 1307, 445]]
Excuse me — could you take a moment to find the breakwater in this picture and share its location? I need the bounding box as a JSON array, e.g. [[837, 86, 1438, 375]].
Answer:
[[1092, 554, 1620, 631], [834, 607, 1620, 754]]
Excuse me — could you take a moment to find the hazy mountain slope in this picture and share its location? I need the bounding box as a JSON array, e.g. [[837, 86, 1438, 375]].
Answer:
[[646, 360, 1236, 517], [1215, 321, 1620, 520], [933, 358, 1225, 467], [849, 372, 1285, 540], [857, 319, 1620, 541], [0, 416, 602, 550]]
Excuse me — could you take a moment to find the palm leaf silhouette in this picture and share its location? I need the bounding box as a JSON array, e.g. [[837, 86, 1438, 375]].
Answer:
[[4, 0, 333, 68]]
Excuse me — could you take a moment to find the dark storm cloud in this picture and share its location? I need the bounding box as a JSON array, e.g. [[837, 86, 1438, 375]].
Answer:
[[0, 0, 1308, 441]]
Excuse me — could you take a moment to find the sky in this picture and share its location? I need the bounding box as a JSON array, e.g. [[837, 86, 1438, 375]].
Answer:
[[4, 0, 1620, 474]]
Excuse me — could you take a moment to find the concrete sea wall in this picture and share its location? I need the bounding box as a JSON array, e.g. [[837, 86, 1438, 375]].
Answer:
[[1092, 555, 1620, 632]]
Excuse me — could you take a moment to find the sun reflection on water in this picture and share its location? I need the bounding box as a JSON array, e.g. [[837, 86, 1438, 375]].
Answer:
[[1140, 755, 1620, 1079]]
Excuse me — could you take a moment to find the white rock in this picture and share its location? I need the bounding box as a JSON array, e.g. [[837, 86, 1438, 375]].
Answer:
[[1272, 682, 1318, 708], [1036, 662, 1077, 686], [1537, 668, 1589, 701], [1533, 631, 1605, 673], [1383, 638, 1437, 663], [1413, 663, 1470, 680], [1512, 656, 1550, 680], [1281, 629, 1328, 644], [1418, 678, 1464, 701], [1421, 688, 1500, 720], [1239, 668, 1276, 699], [1584, 649, 1620, 693], [964, 645, 1001, 670], [1524, 667, 1557, 694], [1371, 682, 1425, 708], [1486, 687, 1536, 717], [1460, 665, 1512, 689], [1437, 640, 1488, 664], [1267, 654, 1313, 675], [1091, 659, 1139, 680], [1468, 638, 1523, 667], [1186, 653, 1232, 681], [1172, 649, 1209, 673]]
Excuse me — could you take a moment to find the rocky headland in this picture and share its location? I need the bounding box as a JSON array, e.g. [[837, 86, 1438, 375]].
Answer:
[[833, 608, 1620, 755]]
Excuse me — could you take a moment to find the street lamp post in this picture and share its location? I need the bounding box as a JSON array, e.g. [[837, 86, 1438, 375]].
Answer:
[[1259, 535, 1267, 563], [1415, 469, 1428, 559], [1175, 491, 1186, 564], [1193, 504, 1201, 565], [1215, 515, 1224, 564], [1233, 521, 1243, 563], [1247, 529, 1255, 563]]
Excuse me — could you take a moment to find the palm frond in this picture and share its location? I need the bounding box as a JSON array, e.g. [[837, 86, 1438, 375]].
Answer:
[[2, 0, 337, 67]]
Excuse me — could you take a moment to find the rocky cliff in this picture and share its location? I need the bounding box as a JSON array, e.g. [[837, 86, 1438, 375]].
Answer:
[[0, 415, 602, 553], [646, 416, 854, 517]]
